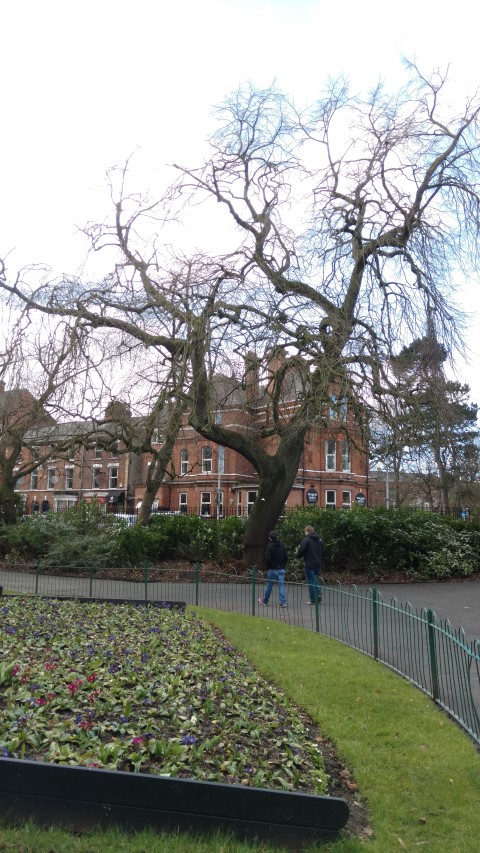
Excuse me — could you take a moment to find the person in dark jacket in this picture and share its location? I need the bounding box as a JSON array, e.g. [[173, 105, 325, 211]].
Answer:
[[259, 531, 288, 608], [297, 525, 324, 604]]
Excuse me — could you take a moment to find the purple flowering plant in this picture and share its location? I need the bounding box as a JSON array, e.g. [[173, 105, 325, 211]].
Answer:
[[0, 598, 326, 793]]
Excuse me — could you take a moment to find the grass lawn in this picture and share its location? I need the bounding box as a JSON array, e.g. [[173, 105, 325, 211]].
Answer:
[[0, 599, 479, 852], [204, 608, 480, 852]]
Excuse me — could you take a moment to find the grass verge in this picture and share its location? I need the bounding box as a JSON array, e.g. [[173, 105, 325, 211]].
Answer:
[[201, 608, 480, 852]]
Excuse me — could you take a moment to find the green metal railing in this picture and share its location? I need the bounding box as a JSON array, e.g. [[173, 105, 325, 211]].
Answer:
[[1, 562, 479, 744]]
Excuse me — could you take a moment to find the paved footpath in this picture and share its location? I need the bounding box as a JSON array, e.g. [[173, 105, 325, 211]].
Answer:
[[360, 580, 480, 645], [1, 570, 479, 645]]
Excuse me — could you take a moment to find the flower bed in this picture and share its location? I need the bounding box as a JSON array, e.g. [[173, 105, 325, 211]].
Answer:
[[1, 598, 326, 793]]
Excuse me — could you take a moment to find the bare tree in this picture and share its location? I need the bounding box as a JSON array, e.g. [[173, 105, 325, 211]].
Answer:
[[2, 67, 480, 563], [0, 298, 100, 523], [171, 67, 480, 564], [0, 178, 209, 524]]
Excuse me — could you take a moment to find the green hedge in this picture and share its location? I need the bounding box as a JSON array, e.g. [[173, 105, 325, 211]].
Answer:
[[277, 507, 480, 579], [1, 504, 479, 579]]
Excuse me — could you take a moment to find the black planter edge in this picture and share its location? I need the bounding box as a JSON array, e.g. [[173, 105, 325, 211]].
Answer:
[[0, 758, 349, 849]]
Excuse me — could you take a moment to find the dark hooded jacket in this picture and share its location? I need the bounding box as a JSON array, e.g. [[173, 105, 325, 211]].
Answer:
[[265, 538, 288, 570], [297, 532, 324, 571]]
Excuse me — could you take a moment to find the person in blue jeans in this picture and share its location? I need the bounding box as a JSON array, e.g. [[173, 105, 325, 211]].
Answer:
[[259, 531, 288, 608], [297, 525, 324, 604]]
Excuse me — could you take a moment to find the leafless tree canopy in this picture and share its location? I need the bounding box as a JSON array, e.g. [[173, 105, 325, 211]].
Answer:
[[1, 66, 480, 553]]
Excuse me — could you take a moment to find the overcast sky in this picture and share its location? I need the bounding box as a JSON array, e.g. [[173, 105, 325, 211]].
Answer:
[[1, 0, 479, 400]]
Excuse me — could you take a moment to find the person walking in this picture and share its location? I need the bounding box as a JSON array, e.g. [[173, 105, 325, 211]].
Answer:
[[297, 525, 324, 604], [259, 531, 288, 608]]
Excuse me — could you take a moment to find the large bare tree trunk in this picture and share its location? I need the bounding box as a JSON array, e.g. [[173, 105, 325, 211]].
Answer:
[[0, 482, 18, 525], [241, 436, 306, 569]]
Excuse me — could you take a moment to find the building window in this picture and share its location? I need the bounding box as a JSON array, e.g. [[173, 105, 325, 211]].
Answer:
[[247, 491, 257, 515], [341, 440, 351, 472], [200, 491, 211, 516], [326, 490, 336, 509], [109, 467, 118, 489], [92, 467, 103, 489], [180, 449, 189, 475], [68, 446, 75, 462], [14, 471, 22, 488], [65, 467, 74, 490], [342, 490, 352, 509], [325, 440, 336, 471], [216, 490, 224, 517], [30, 471, 38, 490], [110, 441, 120, 459], [179, 492, 188, 513], [94, 445, 102, 460], [237, 492, 242, 516], [329, 395, 347, 419], [201, 446, 212, 474], [47, 468, 56, 490]]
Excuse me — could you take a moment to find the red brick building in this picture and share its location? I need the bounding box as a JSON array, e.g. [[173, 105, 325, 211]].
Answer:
[[13, 373, 369, 516]]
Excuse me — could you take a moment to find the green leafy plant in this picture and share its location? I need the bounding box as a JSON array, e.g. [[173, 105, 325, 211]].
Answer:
[[0, 598, 327, 795]]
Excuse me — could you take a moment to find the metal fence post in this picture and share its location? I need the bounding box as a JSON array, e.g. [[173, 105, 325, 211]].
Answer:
[[195, 561, 200, 606], [144, 562, 148, 602], [427, 609, 439, 701], [313, 576, 320, 633], [251, 566, 257, 616], [372, 587, 379, 660]]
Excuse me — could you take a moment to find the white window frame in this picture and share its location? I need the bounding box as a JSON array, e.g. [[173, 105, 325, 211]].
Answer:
[[341, 440, 351, 472], [109, 466, 119, 489], [237, 492, 242, 516], [179, 492, 188, 513], [47, 467, 56, 490], [247, 491, 257, 515], [92, 466, 103, 489], [201, 446, 212, 474], [110, 441, 120, 459], [94, 445, 102, 460], [329, 395, 347, 420], [65, 466, 74, 490], [200, 491, 211, 516], [180, 449, 189, 475], [329, 394, 338, 419], [326, 489, 336, 509], [30, 470, 38, 490], [342, 490, 352, 509], [325, 440, 336, 471]]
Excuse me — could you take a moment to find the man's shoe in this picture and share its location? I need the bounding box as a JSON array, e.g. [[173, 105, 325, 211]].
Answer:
[[258, 598, 267, 606], [278, 603, 287, 608]]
